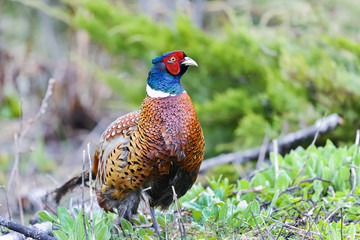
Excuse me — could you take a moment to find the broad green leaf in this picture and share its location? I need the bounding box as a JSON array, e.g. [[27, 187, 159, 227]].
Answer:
[[120, 218, 133, 233], [58, 206, 74, 233], [339, 166, 350, 180], [50, 230, 68, 240], [38, 210, 58, 223], [276, 170, 291, 191], [251, 200, 260, 215], [96, 225, 111, 240]]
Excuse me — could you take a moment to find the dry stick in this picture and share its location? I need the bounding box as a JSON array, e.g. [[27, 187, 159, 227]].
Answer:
[[340, 208, 343, 240], [14, 133, 24, 225], [200, 113, 342, 173], [275, 216, 287, 240], [0, 185, 11, 219], [292, 113, 327, 185], [324, 166, 356, 223], [323, 129, 359, 225], [82, 150, 89, 240], [302, 205, 322, 240], [256, 134, 269, 170], [273, 139, 279, 181], [87, 143, 95, 240], [250, 209, 266, 240], [171, 186, 186, 240], [164, 214, 168, 240], [260, 214, 321, 237], [258, 212, 275, 240], [279, 177, 331, 198], [0, 216, 56, 240], [8, 78, 56, 190], [7, 78, 55, 223]]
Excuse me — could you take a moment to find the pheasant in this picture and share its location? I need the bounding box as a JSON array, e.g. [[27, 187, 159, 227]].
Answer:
[[53, 50, 205, 235]]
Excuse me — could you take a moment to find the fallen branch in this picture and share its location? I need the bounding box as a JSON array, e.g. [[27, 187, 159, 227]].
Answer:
[[0, 216, 56, 240], [199, 113, 343, 173], [279, 177, 332, 198]]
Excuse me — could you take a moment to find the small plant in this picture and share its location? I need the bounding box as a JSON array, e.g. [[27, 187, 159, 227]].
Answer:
[[38, 140, 360, 239]]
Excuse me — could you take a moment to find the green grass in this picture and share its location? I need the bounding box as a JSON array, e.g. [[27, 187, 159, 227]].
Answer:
[[38, 140, 360, 239]]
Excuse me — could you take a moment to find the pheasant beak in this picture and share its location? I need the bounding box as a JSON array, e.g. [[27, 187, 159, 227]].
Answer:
[[182, 57, 198, 67]]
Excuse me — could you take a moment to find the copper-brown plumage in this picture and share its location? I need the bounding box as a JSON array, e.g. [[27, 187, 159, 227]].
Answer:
[[53, 51, 204, 232]]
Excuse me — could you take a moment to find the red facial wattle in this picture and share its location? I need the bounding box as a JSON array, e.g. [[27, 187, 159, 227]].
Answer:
[[162, 51, 184, 75]]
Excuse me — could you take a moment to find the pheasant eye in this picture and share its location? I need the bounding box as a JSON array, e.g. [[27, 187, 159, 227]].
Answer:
[[169, 56, 176, 63]]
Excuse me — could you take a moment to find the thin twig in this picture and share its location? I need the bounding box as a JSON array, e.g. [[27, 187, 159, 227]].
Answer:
[[133, 223, 153, 229], [250, 209, 265, 240], [260, 214, 321, 237], [7, 78, 55, 223], [302, 205, 322, 240], [0, 185, 11, 220], [273, 139, 279, 181], [256, 134, 269, 170], [87, 143, 95, 240], [292, 112, 327, 185], [340, 207, 343, 240], [324, 166, 356, 223], [8, 78, 56, 189], [275, 216, 287, 240], [322, 131, 359, 226], [14, 133, 24, 225], [229, 185, 264, 198], [279, 177, 332, 197], [258, 212, 275, 240], [171, 186, 186, 240], [82, 150, 89, 240]]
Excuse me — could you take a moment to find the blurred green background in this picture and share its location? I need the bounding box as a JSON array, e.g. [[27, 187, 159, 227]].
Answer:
[[0, 0, 359, 212]]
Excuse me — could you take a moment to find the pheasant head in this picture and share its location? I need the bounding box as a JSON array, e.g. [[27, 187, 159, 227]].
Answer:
[[146, 50, 198, 98]]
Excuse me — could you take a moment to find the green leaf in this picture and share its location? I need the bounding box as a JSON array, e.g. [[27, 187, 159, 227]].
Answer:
[[157, 216, 165, 227], [138, 228, 146, 237], [348, 223, 356, 240], [96, 225, 110, 240], [120, 218, 133, 233], [50, 230, 68, 240], [192, 209, 203, 221], [251, 200, 260, 215], [339, 166, 350, 181], [276, 170, 291, 191], [268, 189, 279, 213], [38, 210, 58, 223], [239, 179, 250, 190], [57, 206, 74, 233]]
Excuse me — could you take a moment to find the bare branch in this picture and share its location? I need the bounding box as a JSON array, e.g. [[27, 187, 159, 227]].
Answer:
[[81, 150, 89, 240], [273, 139, 279, 181], [200, 113, 343, 173], [0, 185, 11, 219], [324, 166, 356, 223], [279, 177, 332, 198], [171, 186, 186, 240], [87, 143, 95, 240], [0, 216, 56, 240], [7, 78, 56, 221]]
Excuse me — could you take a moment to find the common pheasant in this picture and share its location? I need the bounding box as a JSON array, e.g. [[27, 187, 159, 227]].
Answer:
[[54, 50, 205, 235]]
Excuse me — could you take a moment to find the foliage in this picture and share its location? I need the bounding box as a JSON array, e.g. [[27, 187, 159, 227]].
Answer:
[[38, 141, 360, 239], [27, 0, 357, 158]]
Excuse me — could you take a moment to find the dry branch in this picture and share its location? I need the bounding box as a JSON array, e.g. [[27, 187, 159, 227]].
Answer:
[[0, 217, 56, 240], [199, 113, 343, 173]]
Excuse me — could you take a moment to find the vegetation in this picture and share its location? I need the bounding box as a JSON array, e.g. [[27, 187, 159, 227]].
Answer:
[[59, 0, 360, 157], [1, 0, 360, 239], [38, 140, 360, 239], [4, 0, 360, 158]]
